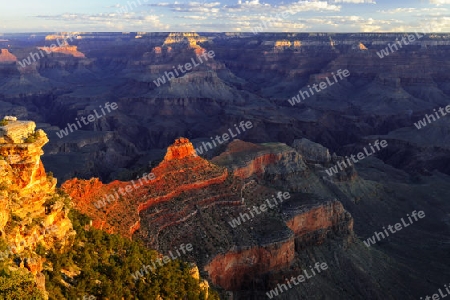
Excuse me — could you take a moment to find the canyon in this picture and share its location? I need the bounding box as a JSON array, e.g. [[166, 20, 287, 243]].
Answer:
[[62, 135, 450, 299], [0, 32, 449, 299]]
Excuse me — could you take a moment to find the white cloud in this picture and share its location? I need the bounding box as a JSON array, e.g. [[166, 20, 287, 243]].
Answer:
[[418, 16, 450, 31], [150, 2, 221, 13], [36, 13, 170, 31], [378, 7, 447, 14], [429, 0, 450, 5], [285, 1, 341, 13], [180, 15, 208, 20]]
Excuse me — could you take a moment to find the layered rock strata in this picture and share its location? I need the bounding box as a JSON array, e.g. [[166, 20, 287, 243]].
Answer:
[[204, 200, 353, 291], [0, 118, 75, 298], [62, 138, 233, 239]]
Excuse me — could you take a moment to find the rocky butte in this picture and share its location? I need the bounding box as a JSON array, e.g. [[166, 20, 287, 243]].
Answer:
[[0, 49, 17, 63], [62, 137, 230, 238], [63, 137, 357, 297]]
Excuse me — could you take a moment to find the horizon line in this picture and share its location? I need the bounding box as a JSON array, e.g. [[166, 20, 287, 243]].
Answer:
[[1, 31, 447, 34]]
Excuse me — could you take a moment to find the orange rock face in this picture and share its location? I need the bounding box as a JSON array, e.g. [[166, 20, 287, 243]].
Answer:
[[154, 46, 162, 54], [163, 137, 198, 160], [62, 137, 229, 238], [204, 200, 353, 291], [0, 119, 75, 282], [211, 139, 307, 180], [0, 49, 17, 62], [204, 241, 295, 290], [232, 153, 282, 178], [0, 123, 50, 189], [286, 200, 351, 236], [37, 45, 85, 58]]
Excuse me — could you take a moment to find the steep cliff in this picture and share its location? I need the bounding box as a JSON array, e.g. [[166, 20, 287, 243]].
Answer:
[[204, 200, 353, 291], [0, 117, 75, 298]]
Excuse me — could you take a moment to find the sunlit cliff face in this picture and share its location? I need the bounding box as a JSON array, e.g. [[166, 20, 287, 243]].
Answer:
[[0, 119, 74, 283]]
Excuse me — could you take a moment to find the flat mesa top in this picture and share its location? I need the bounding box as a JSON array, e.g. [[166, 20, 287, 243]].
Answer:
[[0, 120, 36, 144]]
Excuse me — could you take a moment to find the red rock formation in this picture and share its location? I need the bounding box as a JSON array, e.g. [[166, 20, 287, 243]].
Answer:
[[163, 137, 197, 160], [0, 49, 17, 62], [204, 200, 353, 291], [211, 139, 307, 179], [37, 44, 85, 58], [205, 241, 295, 290], [285, 200, 354, 249], [62, 137, 231, 238], [233, 153, 283, 178], [154, 46, 162, 54], [62, 136, 355, 294]]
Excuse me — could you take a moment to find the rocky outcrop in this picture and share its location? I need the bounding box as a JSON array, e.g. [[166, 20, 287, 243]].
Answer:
[[0, 118, 75, 299], [284, 200, 354, 249], [204, 200, 354, 291], [205, 240, 295, 291], [44, 33, 80, 41], [212, 140, 308, 179], [0, 119, 36, 143], [163, 32, 208, 50], [0, 49, 17, 63], [37, 44, 85, 58], [163, 137, 198, 160], [62, 137, 231, 239], [0, 120, 50, 190], [292, 138, 331, 164]]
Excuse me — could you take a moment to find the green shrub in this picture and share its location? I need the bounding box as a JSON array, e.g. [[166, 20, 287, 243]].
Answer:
[[40, 209, 217, 300], [0, 270, 45, 299], [24, 131, 41, 143], [0, 119, 8, 127]]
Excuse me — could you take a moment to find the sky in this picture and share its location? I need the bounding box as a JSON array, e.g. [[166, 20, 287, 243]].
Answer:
[[0, 0, 449, 33]]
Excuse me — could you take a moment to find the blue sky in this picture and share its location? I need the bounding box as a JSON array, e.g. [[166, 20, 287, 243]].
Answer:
[[0, 0, 449, 32]]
